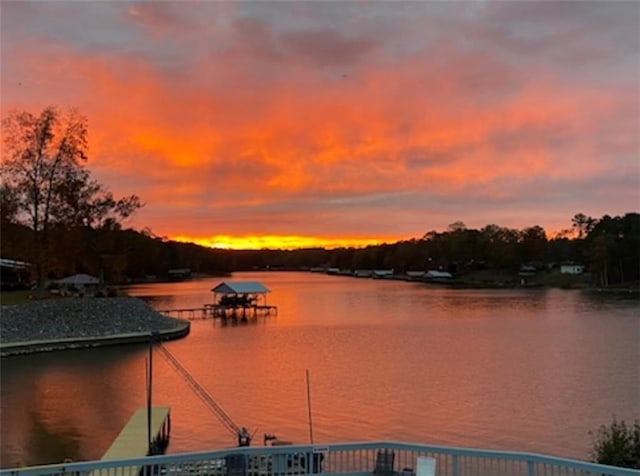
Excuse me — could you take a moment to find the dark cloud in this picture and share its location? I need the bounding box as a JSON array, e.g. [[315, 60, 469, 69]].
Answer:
[[126, 2, 195, 33], [488, 123, 574, 155], [474, 1, 640, 67], [227, 17, 380, 68], [207, 153, 276, 185], [404, 146, 471, 170], [278, 28, 379, 67], [229, 16, 282, 62]]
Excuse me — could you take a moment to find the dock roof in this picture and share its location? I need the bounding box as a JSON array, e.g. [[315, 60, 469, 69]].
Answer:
[[211, 281, 270, 294]]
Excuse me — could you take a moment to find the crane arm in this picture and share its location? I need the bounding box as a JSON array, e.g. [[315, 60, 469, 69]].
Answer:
[[156, 343, 243, 439]]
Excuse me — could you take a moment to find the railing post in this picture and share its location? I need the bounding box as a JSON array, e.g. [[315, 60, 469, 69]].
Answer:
[[4, 441, 637, 476], [527, 460, 535, 476]]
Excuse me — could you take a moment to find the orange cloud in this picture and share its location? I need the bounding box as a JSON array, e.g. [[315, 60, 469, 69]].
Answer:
[[2, 1, 637, 245]]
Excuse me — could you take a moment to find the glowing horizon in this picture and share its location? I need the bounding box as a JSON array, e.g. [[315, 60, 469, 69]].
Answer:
[[169, 224, 576, 251], [171, 234, 397, 250]]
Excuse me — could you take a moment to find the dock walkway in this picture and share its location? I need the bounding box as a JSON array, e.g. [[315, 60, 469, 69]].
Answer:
[[160, 305, 277, 320], [206, 303, 278, 319], [93, 406, 171, 476]]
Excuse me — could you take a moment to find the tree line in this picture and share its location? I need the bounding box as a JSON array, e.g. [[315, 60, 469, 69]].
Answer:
[[2, 107, 638, 287], [231, 212, 639, 287], [3, 207, 638, 288]]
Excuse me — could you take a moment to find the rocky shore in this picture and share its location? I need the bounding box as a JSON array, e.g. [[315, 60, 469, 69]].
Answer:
[[0, 296, 185, 345]]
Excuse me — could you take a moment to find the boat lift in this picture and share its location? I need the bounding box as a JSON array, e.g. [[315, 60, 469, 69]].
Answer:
[[155, 342, 259, 447]]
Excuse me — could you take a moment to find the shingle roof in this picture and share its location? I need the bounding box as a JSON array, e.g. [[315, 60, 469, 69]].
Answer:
[[211, 281, 270, 294]]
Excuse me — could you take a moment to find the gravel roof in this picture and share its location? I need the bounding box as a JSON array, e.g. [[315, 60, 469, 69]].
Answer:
[[0, 297, 178, 344]]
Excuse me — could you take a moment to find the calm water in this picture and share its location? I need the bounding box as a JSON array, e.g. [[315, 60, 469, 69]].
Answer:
[[1, 272, 639, 468]]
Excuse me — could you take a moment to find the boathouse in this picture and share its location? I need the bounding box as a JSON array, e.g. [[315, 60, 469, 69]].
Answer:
[[209, 281, 277, 318]]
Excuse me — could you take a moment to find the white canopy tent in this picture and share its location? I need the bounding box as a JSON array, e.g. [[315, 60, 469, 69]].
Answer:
[[57, 273, 100, 285]]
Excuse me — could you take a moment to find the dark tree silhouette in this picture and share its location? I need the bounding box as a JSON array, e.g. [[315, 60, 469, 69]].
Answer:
[[1, 106, 142, 285]]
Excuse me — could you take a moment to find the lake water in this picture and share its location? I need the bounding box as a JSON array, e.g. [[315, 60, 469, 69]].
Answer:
[[1, 272, 639, 468]]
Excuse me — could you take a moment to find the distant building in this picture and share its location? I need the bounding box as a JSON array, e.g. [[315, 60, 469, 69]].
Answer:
[[0, 258, 30, 290], [168, 268, 192, 280], [425, 270, 452, 280], [560, 264, 584, 275], [353, 269, 373, 278], [373, 269, 394, 279], [519, 265, 537, 277]]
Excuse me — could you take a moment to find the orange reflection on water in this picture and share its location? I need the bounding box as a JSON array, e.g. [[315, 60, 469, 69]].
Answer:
[[2, 347, 150, 466], [4, 274, 638, 467]]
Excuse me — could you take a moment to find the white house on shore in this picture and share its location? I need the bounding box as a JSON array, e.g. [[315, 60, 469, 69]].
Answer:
[[372, 269, 394, 279], [353, 269, 373, 278], [560, 264, 585, 275], [425, 270, 453, 280]]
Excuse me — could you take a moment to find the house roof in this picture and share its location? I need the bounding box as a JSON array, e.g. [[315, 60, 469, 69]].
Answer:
[[405, 271, 426, 277], [0, 258, 29, 269], [211, 281, 270, 294], [58, 273, 100, 285]]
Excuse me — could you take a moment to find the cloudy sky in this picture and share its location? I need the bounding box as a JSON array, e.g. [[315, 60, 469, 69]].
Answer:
[[2, 1, 639, 249]]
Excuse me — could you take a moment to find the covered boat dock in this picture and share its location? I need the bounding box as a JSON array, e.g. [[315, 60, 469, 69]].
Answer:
[[206, 281, 277, 319]]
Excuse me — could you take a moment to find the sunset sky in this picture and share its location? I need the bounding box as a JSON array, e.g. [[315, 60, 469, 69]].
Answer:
[[1, 1, 639, 249]]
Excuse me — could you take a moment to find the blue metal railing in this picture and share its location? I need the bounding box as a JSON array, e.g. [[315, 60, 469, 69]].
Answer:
[[1, 441, 638, 476]]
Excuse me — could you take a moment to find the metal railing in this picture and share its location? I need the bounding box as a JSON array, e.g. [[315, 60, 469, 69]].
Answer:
[[2, 441, 638, 476]]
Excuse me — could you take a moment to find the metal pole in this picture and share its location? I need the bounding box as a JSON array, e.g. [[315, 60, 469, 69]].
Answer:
[[306, 369, 314, 444], [147, 333, 153, 454]]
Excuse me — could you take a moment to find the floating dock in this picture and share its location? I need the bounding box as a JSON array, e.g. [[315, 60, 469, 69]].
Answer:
[[159, 305, 277, 320], [205, 303, 278, 319], [94, 406, 171, 476]]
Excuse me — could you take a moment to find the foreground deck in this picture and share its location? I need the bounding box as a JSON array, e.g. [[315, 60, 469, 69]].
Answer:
[[84, 406, 171, 476], [2, 441, 637, 476]]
